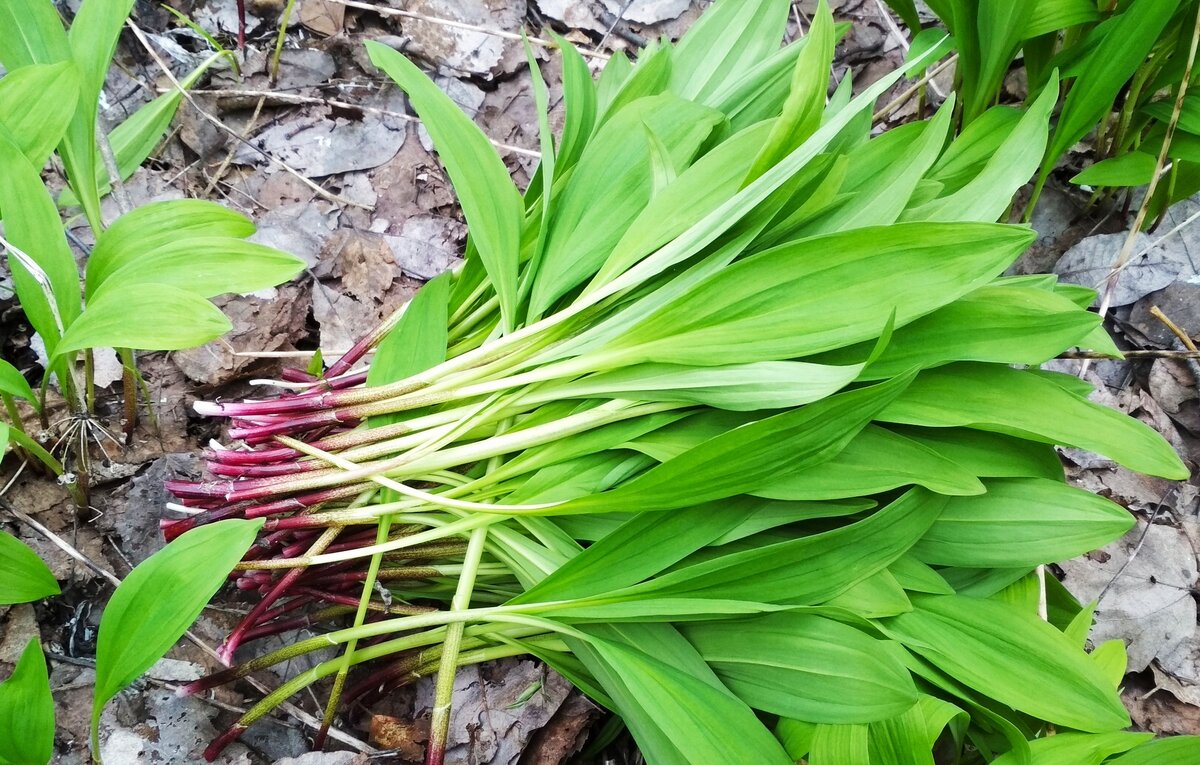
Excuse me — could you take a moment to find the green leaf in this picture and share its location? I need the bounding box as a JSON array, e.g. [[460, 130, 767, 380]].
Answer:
[[927, 105, 1022, 195], [92, 519, 263, 749], [744, 0, 835, 183], [906, 28, 956, 74], [1025, 0, 1099, 38], [911, 478, 1134, 567], [867, 702, 936, 765], [967, 0, 1035, 122], [891, 427, 1064, 480], [366, 41, 522, 332], [86, 199, 255, 296], [0, 530, 59, 605], [0, 129, 82, 357], [754, 425, 985, 500], [552, 374, 917, 515], [574, 635, 792, 765], [92, 239, 305, 300], [1071, 152, 1158, 187], [0, 360, 35, 404], [548, 33, 596, 173], [884, 0, 922, 30], [881, 594, 1131, 732], [529, 94, 725, 317], [684, 613, 918, 723], [606, 222, 1034, 366], [1042, 0, 1181, 176], [0, 0, 70, 70], [368, 273, 451, 389], [669, 0, 790, 102], [0, 638, 55, 765], [540, 360, 864, 412], [906, 73, 1058, 222], [621, 488, 945, 605], [816, 284, 1101, 378], [56, 286, 232, 355], [990, 732, 1151, 765], [809, 723, 871, 765], [879, 363, 1190, 479], [1107, 735, 1200, 764], [0, 61, 79, 166]]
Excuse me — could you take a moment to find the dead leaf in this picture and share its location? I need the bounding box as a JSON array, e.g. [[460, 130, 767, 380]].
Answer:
[[297, 0, 345, 36], [402, 0, 527, 77], [370, 714, 425, 759], [1149, 359, 1200, 436], [601, 0, 690, 24], [1059, 519, 1198, 673], [385, 214, 465, 281], [1053, 232, 1190, 307]]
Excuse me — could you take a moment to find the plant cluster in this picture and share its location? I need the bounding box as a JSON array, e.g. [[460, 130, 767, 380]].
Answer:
[[885, 0, 1200, 220], [139, 1, 1198, 763], [0, 0, 302, 502]]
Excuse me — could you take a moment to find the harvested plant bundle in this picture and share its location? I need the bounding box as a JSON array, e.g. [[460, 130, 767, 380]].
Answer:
[[171, 1, 1193, 762]]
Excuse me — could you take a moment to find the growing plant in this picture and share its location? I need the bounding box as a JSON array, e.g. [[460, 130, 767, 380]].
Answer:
[[883, 0, 1200, 220], [0, 0, 304, 500], [140, 1, 1197, 763]]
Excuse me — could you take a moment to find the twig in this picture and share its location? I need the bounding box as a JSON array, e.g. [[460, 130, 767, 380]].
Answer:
[[1057, 349, 1200, 360], [125, 20, 369, 210], [872, 0, 945, 99], [1151, 306, 1199, 353], [873, 54, 957, 122], [181, 88, 542, 158], [328, 0, 609, 60]]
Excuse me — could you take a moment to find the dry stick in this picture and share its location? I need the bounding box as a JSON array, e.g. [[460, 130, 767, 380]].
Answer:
[[872, 0, 946, 99], [204, 96, 268, 197], [328, 0, 610, 60], [125, 20, 369, 211], [0, 499, 376, 754], [1059, 349, 1200, 360], [183, 88, 542, 159], [873, 54, 957, 123], [1093, 5, 1200, 335], [1152, 306, 1200, 354]]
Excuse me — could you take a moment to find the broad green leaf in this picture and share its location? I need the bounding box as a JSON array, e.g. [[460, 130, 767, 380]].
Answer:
[[824, 570, 911, 618], [879, 363, 1189, 479], [575, 636, 792, 765], [683, 613, 918, 723], [539, 360, 863, 412], [1071, 152, 1158, 187], [1025, 0, 1099, 37], [551, 374, 916, 515], [1090, 639, 1127, 688], [68, 0, 135, 105], [754, 424, 985, 500], [0, 422, 7, 455], [605, 222, 1034, 366], [93, 239, 305, 300], [906, 28, 955, 74], [744, 0, 835, 183], [0, 530, 59, 605], [0, 130, 82, 357], [803, 98, 955, 234], [367, 273, 451, 389], [817, 284, 1101, 378], [590, 120, 773, 290], [967, 0, 1035, 122], [906, 74, 1057, 222], [529, 94, 725, 317], [990, 732, 1151, 765], [0, 0, 69, 70], [366, 41, 522, 331], [0, 360, 35, 404], [881, 594, 1131, 732], [86, 199, 255, 295], [891, 427, 1064, 480], [1107, 735, 1200, 764], [868, 702, 936, 765], [56, 286, 232, 355], [597, 43, 672, 124], [1042, 0, 1181, 176], [549, 33, 596, 172], [890, 555, 956, 595], [620, 488, 945, 604], [669, 0, 790, 102], [92, 519, 263, 747], [927, 106, 1022, 195], [0, 61, 79, 165], [0, 638, 54, 765], [809, 723, 870, 765], [912, 478, 1134, 567], [1145, 94, 1200, 136], [516, 498, 766, 604]]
